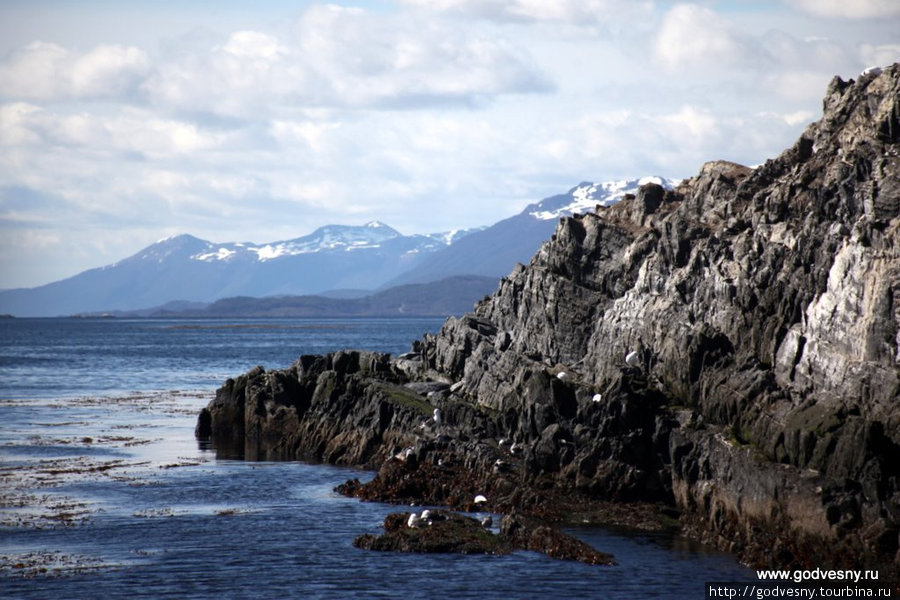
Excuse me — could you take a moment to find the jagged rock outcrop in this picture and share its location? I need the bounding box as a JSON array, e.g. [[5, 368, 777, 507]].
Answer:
[[198, 65, 900, 573]]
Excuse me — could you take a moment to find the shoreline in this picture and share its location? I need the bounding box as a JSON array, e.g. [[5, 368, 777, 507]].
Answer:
[[1, 386, 754, 591]]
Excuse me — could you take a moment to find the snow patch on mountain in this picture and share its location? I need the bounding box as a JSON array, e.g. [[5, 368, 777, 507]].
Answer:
[[194, 247, 237, 262], [185, 221, 482, 264], [528, 176, 679, 220], [425, 228, 486, 246]]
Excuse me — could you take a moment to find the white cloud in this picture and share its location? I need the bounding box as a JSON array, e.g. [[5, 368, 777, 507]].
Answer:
[[0, 103, 224, 158], [398, 0, 652, 26], [661, 105, 719, 143], [133, 7, 553, 118], [0, 41, 148, 100], [786, 0, 900, 19], [0, 102, 44, 145], [220, 30, 289, 60], [70, 44, 149, 97], [760, 70, 838, 102], [534, 102, 813, 182], [269, 120, 341, 154], [760, 30, 851, 70], [293, 4, 552, 109], [654, 4, 746, 70], [142, 30, 315, 117], [0, 41, 69, 99], [781, 110, 816, 126], [1, 8, 551, 118], [860, 44, 900, 68]]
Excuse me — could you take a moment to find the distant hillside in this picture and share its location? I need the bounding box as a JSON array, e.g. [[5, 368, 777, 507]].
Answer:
[[0, 222, 481, 317], [96, 275, 499, 318]]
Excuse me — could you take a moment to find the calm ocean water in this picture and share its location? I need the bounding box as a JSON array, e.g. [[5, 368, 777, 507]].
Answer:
[[0, 317, 753, 599]]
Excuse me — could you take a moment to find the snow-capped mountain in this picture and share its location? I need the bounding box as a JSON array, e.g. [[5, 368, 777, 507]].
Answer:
[[384, 176, 678, 287], [527, 176, 677, 220], [124, 222, 441, 267], [182, 221, 409, 263], [0, 222, 480, 316], [0, 177, 676, 316]]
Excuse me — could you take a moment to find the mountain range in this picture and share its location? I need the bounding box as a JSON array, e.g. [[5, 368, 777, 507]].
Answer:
[[0, 176, 676, 317], [385, 176, 675, 286]]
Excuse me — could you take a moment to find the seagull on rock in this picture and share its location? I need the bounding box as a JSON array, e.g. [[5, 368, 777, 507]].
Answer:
[[433, 408, 442, 426], [493, 459, 511, 474], [394, 447, 414, 462], [625, 350, 640, 368]]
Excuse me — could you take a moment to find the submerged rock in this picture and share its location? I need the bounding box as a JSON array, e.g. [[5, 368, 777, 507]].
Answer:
[[354, 509, 615, 566], [354, 510, 511, 556]]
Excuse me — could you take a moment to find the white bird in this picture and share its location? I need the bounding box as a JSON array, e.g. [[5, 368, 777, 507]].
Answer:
[[420, 509, 432, 521], [625, 350, 640, 368], [407, 513, 422, 528], [862, 66, 883, 77], [394, 447, 414, 462], [493, 459, 512, 475], [556, 371, 569, 381], [474, 494, 487, 504], [592, 393, 603, 403], [433, 408, 442, 426]]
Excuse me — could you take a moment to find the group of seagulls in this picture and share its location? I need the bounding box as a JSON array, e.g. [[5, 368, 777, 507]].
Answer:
[[551, 350, 639, 404], [406, 496, 492, 530], [407, 509, 441, 528]]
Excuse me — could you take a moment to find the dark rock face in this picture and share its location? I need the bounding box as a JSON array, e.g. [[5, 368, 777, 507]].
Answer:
[[198, 65, 900, 574]]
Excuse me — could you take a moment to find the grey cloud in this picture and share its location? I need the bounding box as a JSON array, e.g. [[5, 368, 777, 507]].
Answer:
[[785, 0, 900, 19]]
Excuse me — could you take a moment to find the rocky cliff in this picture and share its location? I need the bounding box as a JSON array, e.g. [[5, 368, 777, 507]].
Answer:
[[197, 65, 900, 573]]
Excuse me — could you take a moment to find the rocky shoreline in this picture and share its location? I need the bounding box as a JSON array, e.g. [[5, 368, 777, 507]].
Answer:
[[197, 65, 900, 573]]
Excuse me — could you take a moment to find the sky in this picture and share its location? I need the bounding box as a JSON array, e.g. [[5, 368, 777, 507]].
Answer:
[[1, 1, 898, 289]]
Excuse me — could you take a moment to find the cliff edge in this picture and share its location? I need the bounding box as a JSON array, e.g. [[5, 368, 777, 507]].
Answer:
[[198, 65, 900, 572]]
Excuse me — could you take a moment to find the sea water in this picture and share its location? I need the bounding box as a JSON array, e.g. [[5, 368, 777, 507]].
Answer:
[[0, 317, 753, 599]]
